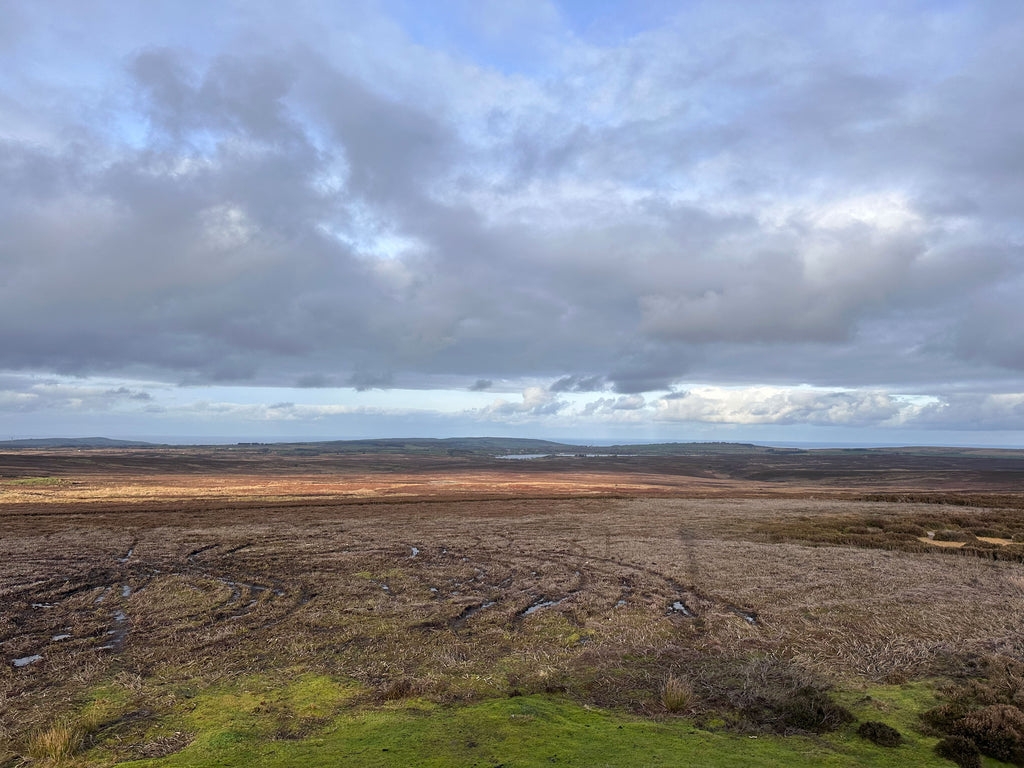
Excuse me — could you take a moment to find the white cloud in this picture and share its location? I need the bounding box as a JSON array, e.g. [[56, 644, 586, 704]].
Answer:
[[653, 386, 911, 426]]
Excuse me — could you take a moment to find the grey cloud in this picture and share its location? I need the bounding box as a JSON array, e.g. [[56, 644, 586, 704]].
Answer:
[[347, 372, 394, 391], [478, 387, 566, 420], [106, 387, 152, 401], [2, 1, 1024, 403], [549, 375, 605, 393], [469, 379, 493, 391], [912, 393, 1024, 431], [296, 373, 336, 388], [583, 394, 646, 415]]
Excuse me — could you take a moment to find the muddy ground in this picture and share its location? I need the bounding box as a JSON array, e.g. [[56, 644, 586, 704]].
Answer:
[[3, 447, 1024, 760]]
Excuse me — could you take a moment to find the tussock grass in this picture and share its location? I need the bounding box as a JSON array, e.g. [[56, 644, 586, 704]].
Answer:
[[660, 673, 694, 712], [27, 720, 82, 763]]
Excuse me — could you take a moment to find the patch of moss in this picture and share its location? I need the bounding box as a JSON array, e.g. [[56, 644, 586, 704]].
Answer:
[[85, 679, 959, 767]]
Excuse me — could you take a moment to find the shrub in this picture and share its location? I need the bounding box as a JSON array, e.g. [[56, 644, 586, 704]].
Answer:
[[844, 526, 881, 536], [857, 720, 903, 747], [923, 702, 973, 734], [885, 523, 927, 536], [935, 735, 981, 768], [933, 530, 976, 542], [704, 655, 854, 734], [661, 674, 695, 713], [382, 677, 416, 700], [956, 704, 1024, 765], [778, 686, 854, 733], [971, 528, 1008, 538]]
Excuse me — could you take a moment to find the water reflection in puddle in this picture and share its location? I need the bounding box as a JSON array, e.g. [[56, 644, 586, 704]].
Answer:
[[522, 597, 566, 617], [670, 601, 694, 617], [13, 655, 42, 667]]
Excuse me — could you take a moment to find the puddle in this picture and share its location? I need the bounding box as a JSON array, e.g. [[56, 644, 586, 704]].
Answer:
[[118, 547, 135, 563], [99, 610, 130, 650], [450, 600, 497, 630], [616, 583, 633, 609], [121, 585, 132, 598], [31, 602, 56, 609], [94, 586, 112, 604], [13, 655, 42, 667], [669, 601, 694, 617], [51, 634, 72, 641], [729, 608, 759, 625], [521, 597, 566, 618], [409, 547, 420, 558]]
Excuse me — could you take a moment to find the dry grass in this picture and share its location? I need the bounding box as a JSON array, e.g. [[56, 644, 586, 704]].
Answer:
[[660, 674, 695, 713], [27, 720, 82, 763], [4, 448, 1024, 754]]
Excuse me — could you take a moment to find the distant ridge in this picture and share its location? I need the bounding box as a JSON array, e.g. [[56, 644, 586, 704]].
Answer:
[[0, 436, 782, 454], [249, 437, 792, 457], [0, 437, 159, 449]]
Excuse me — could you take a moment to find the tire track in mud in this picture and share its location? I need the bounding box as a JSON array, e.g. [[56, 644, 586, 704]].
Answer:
[[179, 542, 310, 637], [6, 545, 153, 664], [530, 547, 762, 626]]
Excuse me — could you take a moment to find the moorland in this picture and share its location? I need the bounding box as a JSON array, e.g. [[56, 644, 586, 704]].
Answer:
[[3, 439, 1024, 767]]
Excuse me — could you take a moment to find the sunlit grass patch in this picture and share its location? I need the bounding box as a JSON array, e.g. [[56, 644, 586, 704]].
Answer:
[[27, 720, 83, 763], [4, 476, 68, 486]]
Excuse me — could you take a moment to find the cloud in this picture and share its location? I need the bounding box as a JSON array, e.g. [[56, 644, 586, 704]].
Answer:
[[1, 0, 1024, 424], [0, 377, 156, 413], [469, 379, 493, 391], [549, 375, 605, 393], [477, 387, 566, 420], [653, 387, 910, 427], [912, 393, 1024, 431], [347, 372, 394, 391]]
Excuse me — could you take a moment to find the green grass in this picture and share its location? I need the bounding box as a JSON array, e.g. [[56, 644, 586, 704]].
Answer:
[[68, 676, 986, 767], [3, 475, 67, 485]]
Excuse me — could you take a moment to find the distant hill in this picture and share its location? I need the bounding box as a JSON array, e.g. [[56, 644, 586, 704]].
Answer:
[[259, 437, 574, 456], [0, 437, 159, 449], [252, 437, 796, 457]]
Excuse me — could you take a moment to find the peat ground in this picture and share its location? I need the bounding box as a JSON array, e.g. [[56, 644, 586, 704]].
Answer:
[[3, 447, 1024, 765]]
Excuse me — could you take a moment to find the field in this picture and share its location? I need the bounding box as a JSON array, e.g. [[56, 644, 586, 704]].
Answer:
[[4, 445, 1024, 766]]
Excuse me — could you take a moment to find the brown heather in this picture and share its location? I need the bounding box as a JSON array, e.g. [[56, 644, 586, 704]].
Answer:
[[3, 447, 1024, 761]]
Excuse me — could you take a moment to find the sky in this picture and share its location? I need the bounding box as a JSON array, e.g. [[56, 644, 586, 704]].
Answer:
[[2, 0, 1024, 446]]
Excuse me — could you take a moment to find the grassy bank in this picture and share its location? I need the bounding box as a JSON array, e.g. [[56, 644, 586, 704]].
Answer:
[[17, 675, 980, 767]]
